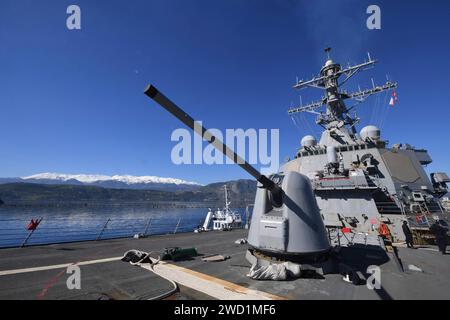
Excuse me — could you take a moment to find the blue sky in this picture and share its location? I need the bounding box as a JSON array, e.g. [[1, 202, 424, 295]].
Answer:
[[1, 0, 449, 185]]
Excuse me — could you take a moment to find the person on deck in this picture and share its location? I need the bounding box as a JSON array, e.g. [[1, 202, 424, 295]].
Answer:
[[430, 221, 447, 255], [402, 221, 414, 248]]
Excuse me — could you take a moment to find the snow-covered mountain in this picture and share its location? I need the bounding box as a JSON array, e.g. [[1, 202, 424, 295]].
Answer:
[[0, 173, 202, 192], [22, 173, 200, 186]]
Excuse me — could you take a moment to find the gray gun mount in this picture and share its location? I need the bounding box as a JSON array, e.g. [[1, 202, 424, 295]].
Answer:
[[144, 85, 330, 259], [248, 171, 330, 261]]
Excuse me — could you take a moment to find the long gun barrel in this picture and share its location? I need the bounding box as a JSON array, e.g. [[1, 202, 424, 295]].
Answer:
[[144, 85, 279, 193]]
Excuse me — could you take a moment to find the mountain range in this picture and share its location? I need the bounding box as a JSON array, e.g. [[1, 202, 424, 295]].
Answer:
[[0, 173, 257, 207], [0, 173, 202, 192]]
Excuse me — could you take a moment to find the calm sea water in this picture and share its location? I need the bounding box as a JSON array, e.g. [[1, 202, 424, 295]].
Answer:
[[0, 206, 247, 248]]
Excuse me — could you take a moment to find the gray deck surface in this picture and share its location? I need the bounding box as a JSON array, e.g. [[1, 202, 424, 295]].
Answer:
[[0, 229, 449, 300]]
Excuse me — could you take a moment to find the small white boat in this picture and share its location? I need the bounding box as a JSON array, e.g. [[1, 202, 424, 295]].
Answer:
[[197, 185, 242, 231]]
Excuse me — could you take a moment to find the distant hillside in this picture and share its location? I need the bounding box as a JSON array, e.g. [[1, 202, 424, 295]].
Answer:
[[0, 179, 257, 207], [200, 179, 257, 205]]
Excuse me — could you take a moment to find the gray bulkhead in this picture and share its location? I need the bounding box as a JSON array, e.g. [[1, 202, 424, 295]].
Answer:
[[280, 143, 434, 227]]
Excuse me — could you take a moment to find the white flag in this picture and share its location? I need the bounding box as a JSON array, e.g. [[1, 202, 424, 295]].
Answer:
[[389, 97, 395, 106]]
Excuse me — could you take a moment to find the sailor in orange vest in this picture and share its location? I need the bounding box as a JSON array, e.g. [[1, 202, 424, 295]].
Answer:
[[378, 222, 391, 239]]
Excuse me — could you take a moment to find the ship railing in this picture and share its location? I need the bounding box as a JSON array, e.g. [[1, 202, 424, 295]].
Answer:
[[376, 200, 445, 216], [405, 214, 432, 229], [0, 216, 208, 249], [401, 200, 450, 229]]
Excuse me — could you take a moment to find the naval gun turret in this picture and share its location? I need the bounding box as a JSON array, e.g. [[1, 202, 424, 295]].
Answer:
[[144, 85, 331, 261]]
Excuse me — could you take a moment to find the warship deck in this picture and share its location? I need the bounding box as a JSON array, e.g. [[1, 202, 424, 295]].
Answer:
[[0, 229, 449, 300]]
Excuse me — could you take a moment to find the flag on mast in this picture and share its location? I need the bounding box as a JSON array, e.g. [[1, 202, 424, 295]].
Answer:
[[389, 90, 398, 106]]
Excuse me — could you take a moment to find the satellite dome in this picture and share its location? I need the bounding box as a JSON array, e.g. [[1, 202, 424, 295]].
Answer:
[[360, 125, 381, 142], [325, 59, 333, 67], [301, 135, 317, 147]]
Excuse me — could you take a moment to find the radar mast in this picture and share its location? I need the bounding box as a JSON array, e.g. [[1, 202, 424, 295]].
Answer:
[[288, 48, 397, 145]]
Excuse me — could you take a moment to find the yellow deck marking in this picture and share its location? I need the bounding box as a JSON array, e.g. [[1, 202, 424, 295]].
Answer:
[[140, 261, 286, 300]]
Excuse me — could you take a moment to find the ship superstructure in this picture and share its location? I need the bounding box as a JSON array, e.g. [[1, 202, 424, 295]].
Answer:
[[282, 48, 449, 241]]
